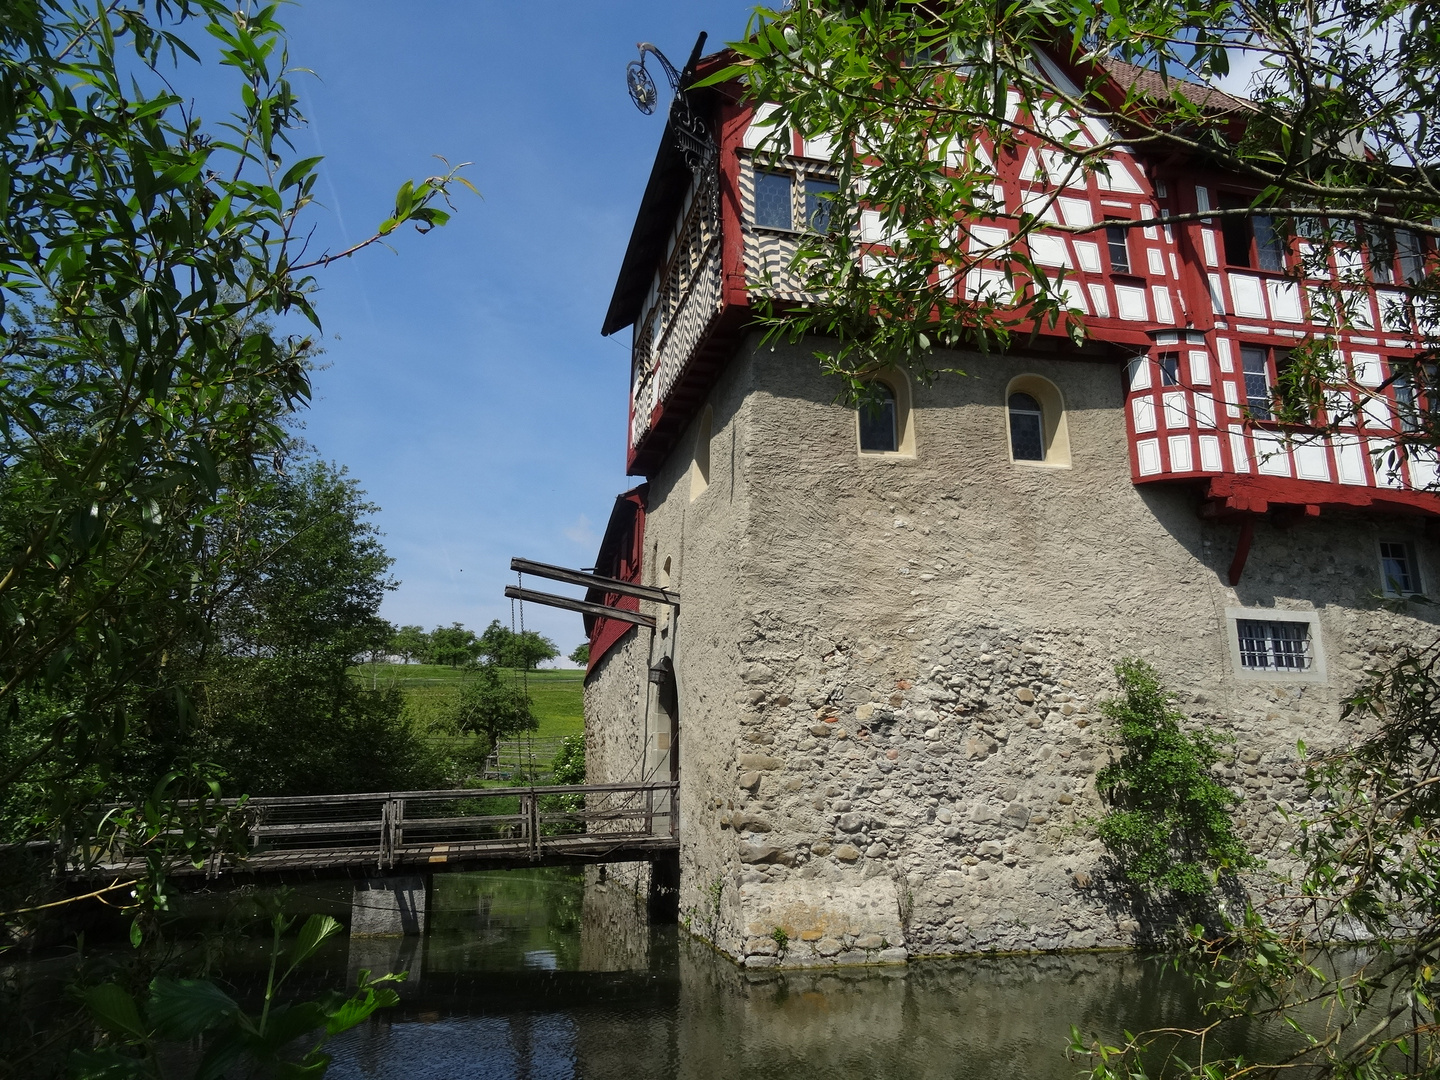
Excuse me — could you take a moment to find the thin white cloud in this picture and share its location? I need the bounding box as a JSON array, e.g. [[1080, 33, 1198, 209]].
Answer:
[[563, 513, 599, 548]]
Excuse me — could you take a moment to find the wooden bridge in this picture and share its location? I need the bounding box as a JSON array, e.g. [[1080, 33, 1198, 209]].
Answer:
[[72, 781, 678, 886]]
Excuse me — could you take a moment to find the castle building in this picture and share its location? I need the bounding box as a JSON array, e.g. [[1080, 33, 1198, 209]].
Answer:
[[580, 42, 1440, 966]]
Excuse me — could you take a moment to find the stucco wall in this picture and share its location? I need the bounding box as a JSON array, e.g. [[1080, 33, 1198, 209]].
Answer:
[[587, 333, 1440, 966]]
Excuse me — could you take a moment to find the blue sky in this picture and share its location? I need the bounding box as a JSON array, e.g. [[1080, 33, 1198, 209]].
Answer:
[[256, 2, 754, 660]]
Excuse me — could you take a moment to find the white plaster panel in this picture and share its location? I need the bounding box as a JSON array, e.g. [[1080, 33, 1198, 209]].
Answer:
[[1152, 286, 1175, 324], [1136, 437, 1162, 475], [1147, 248, 1165, 275], [1057, 278, 1088, 313], [743, 103, 786, 150], [1168, 435, 1193, 471], [1115, 285, 1149, 321], [1253, 431, 1292, 476], [1229, 427, 1251, 471], [1199, 435, 1222, 471], [1410, 450, 1439, 491], [1131, 394, 1157, 432], [1072, 241, 1101, 273], [1333, 434, 1367, 484], [803, 131, 837, 159], [1215, 337, 1234, 372], [1229, 273, 1268, 318], [1193, 393, 1217, 428], [1370, 439, 1403, 487], [1266, 280, 1303, 322], [1029, 234, 1070, 267], [1201, 229, 1218, 267], [1293, 440, 1331, 481], [1351, 352, 1383, 386], [1056, 198, 1093, 227], [1163, 392, 1189, 429], [969, 225, 1011, 253], [1377, 290, 1411, 333], [1188, 350, 1211, 384], [1207, 273, 1226, 314], [1087, 283, 1111, 317]]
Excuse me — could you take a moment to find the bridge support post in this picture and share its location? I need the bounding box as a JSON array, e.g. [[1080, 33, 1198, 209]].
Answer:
[[351, 875, 429, 937]]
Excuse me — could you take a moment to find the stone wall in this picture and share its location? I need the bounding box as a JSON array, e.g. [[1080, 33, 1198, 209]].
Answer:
[[586, 333, 1440, 967]]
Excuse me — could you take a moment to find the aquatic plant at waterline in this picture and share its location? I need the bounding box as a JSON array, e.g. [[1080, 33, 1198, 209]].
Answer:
[[72, 913, 403, 1079]]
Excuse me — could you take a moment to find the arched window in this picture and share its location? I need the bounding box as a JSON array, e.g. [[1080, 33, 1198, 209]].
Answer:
[[858, 383, 898, 453], [1008, 392, 1046, 461]]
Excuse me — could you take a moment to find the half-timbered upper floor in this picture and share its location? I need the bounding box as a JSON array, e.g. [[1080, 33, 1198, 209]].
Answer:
[[600, 45, 1440, 518]]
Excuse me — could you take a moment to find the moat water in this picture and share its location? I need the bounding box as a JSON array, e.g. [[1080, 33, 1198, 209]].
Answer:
[[323, 868, 1291, 1080], [6, 868, 1302, 1079]]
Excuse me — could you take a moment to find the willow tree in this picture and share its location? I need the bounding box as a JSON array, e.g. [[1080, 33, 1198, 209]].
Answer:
[[0, 0, 471, 920]]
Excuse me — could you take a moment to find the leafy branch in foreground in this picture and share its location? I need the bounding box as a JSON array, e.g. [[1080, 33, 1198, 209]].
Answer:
[[72, 912, 403, 1080], [708, 0, 1440, 398], [1073, 644, 1440, 1079], [0, 0, 471, 918], [1093, 660, 1256, 909]]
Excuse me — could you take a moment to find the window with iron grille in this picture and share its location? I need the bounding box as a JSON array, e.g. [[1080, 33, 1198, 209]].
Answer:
[[1236, 619, 1312, 671]]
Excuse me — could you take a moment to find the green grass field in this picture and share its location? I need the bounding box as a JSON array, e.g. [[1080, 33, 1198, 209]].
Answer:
[[353, 662, 585, 741]]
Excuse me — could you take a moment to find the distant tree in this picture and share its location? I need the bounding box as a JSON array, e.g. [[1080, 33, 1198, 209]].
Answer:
[[569, 643, 590, 668], [478, 619, 515, 666], [477, 620, 558, 670], [390, 625, 428, 665], [511, 630, 560, 671], [451, 663, 537, 749], [426, 622, 481, 669]]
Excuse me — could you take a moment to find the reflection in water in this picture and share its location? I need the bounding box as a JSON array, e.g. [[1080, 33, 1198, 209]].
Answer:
[[327, 868, 1296, 1080]]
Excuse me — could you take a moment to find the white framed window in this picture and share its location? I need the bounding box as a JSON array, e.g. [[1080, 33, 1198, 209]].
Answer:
[[1226, 607, 1326, 682], [1379, 540, 1422, 597], [853, 370, 915, 457], [750, 167, 840, 234]]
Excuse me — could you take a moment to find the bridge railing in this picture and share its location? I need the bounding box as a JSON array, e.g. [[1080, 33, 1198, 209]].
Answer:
[[78, 781, 678, 877]]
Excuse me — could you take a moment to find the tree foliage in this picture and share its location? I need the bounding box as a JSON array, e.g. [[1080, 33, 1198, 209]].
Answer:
[[72, 912, 402, 1079], [427, 622, 482, 669], [712, 0, 1440, 399], [450, 663, 536, 750], [478, 619, 559, 671], [569, 643, 590, 668], [1094, 660, 1256, 902], [1075, 645, 1440, 1079], [0, 0, 468, 820]]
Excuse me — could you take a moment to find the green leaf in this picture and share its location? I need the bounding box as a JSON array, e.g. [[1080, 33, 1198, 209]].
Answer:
[[84, 984, 150, 1040], [147, 977, 239, 1039], [289, 914, 342, 968]]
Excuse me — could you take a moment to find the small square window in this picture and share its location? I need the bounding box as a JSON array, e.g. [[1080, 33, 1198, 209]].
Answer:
[[754, 170, 793, 230], [1157, 352, 1180, 386], [1379, 540, 1421, 597], [1227, 608, 1325, 681], [1236, 618, 1312, 671]]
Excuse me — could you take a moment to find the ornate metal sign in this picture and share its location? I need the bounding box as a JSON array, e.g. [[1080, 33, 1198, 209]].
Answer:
[[625, 39, 716, 174]]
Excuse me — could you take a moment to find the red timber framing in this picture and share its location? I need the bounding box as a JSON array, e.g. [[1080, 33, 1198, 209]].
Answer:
[[584, 486, 649, 674], [601, 42, 1440, 543]]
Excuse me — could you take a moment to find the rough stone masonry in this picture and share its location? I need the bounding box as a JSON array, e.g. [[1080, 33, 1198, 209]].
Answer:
[[585, 336, 1440, 969]]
